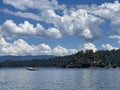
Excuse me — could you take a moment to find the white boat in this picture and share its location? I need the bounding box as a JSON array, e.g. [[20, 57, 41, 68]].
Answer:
[[26, 67, 38, 71]]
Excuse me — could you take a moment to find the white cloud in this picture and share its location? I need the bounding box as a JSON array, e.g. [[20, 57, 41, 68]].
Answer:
[[0, 35, 9, 46], [83, 43, 97, 52], [46, 28, 62, 38], [0, 36, 77, 56], [1, 20, 62, 39], [41, 9, 61, 24], [90, 1, 120, 33], [3, 0, 65, 10], [90, 1, 120, 19], [102, 44, 118, 51], [109, 35, 120, 44], [0, 36, 35, 55], [52, 45, 78, 56], [109, 35, 120, 39], [1, 9, 42, 21], [34, 43, 52, 55], [57, 9, 103, 40]]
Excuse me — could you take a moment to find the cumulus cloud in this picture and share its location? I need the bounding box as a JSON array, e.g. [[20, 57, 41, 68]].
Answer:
[[46, 28, 62, 38], [83, 43, 97, 52], [0, 36, 77, 56], [52, 45, 77, 56], [42, 9, 103, 40], [90, 1, 120, 33], [41, 9, 103, 41], [58, 9, 103, 40], [0, 36, 34, 55], [41, 9, 61, 24], [1, 20, 62, 39], [102, 44, 118, 51]]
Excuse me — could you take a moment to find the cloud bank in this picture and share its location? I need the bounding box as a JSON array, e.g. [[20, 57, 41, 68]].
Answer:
[[0, 35, 77, 56], [1, 20, 62, 39]]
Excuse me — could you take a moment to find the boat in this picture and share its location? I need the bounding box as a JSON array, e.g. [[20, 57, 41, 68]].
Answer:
[[26, 67, 38, 71]]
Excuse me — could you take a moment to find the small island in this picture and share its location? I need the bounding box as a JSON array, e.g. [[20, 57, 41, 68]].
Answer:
[[0, 49, 120, 68]]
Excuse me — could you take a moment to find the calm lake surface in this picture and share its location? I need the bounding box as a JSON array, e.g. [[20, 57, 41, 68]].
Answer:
[[0, 68, 120, 90]]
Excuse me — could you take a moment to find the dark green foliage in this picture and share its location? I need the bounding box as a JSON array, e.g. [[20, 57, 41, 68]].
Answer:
[[0, 49, 120, 68]]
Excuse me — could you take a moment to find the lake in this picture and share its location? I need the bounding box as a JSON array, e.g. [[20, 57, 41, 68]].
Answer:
[[0, 68, 120, 90]]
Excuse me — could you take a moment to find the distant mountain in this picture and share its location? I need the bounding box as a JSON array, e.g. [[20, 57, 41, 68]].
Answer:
[[0, 55, 55, 61]]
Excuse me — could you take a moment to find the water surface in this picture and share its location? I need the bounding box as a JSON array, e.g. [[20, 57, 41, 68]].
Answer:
[[0, 68, 120, 90]]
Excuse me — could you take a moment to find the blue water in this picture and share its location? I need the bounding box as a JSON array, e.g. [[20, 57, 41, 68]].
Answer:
[[0, 68, 119, 90]]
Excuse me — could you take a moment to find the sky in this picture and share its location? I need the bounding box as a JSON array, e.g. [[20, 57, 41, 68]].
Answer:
[[0, 0, 120, 56]]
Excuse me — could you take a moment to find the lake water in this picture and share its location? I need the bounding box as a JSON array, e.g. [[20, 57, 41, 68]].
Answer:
[[0, 68, 120, 90]]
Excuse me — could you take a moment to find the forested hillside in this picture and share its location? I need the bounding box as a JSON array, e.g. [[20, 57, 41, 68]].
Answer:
[[0, 49, 120, 68]]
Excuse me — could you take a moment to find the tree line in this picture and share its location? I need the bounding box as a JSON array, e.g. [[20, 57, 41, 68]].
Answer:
[[0, 49, 120, 68]]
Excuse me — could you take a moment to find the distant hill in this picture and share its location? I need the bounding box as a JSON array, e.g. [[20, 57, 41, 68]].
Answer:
[[1, 49, 120, 68], [0, 55, 55, 61]]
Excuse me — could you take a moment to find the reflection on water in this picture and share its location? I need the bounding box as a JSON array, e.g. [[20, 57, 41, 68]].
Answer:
[[0, 68, 120, 90]]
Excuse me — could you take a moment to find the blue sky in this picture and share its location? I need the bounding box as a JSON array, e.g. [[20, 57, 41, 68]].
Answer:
[[0, 0, 120, 56]]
